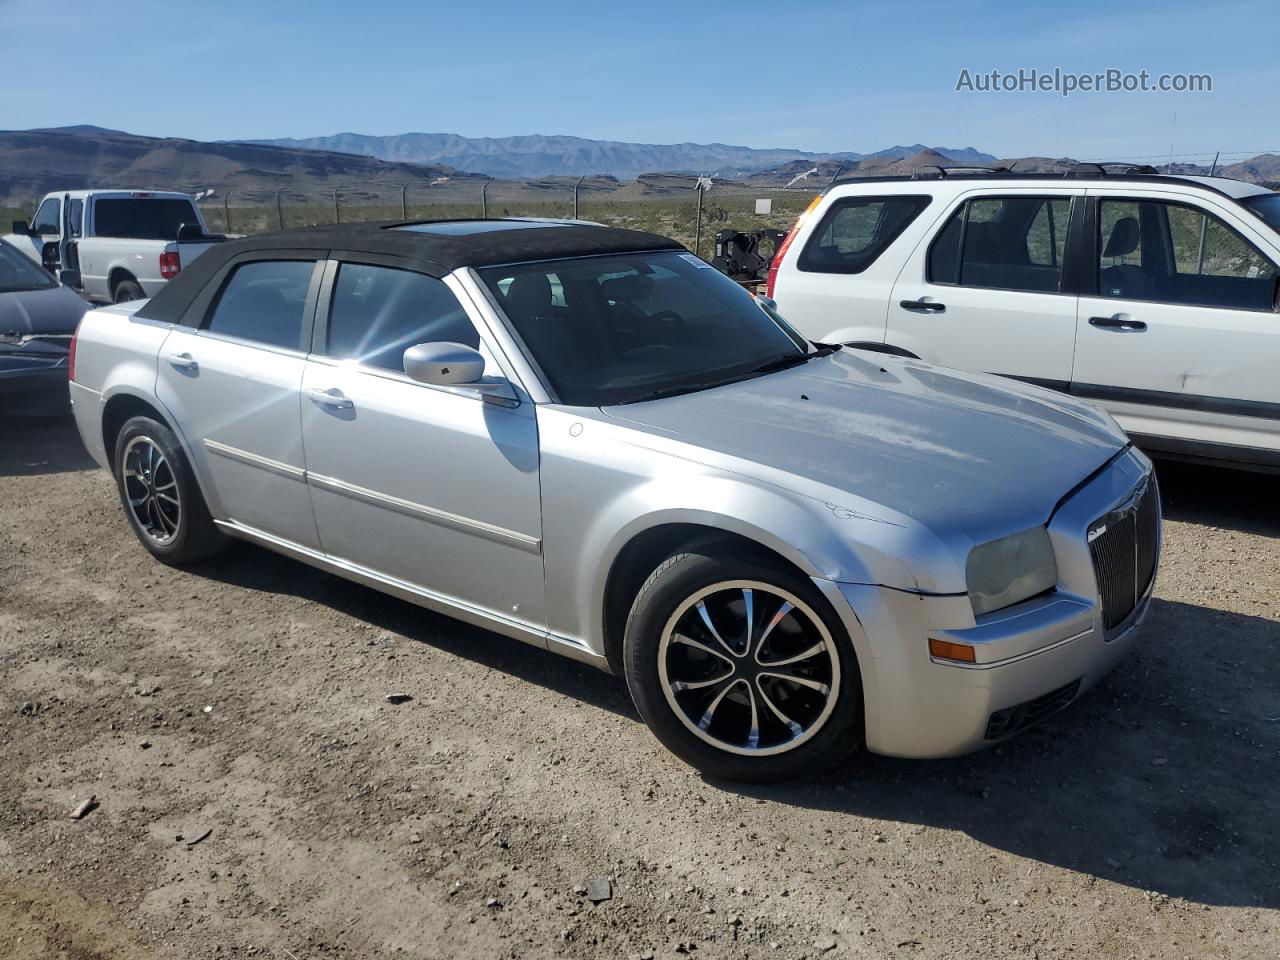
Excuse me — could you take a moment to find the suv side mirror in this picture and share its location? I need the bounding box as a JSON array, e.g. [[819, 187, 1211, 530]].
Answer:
[[11, 220, 30, 235], [403, 342, 488, 386]]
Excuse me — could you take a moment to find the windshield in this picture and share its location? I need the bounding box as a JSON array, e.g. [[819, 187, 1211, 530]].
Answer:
[[479, 251, 809, 405], [1241, 194, 1280, 233], [93, 198, 200, 241], [0, 241, 56, 293]]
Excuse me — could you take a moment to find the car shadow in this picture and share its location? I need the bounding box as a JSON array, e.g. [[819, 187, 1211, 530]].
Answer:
[[1154, 457, 1280, 537], [0, 414, 96, 476], [193, 541, 637, 721], [714, 596, 1280, 909]]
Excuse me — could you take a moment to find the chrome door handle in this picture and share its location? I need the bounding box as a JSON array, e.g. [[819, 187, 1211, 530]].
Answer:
[[307, 387, 354, 410], [1088, 313, 1147, 332], [167, 351, 198, 371]]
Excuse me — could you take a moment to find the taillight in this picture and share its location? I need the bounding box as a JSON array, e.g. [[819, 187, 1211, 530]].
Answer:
[[68, 321, 80, 382], [160, 250, 181, 279], [766, 193, 823, 299]]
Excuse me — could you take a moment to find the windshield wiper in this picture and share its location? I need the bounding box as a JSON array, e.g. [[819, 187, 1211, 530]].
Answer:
[[747, 343, 841, 375]]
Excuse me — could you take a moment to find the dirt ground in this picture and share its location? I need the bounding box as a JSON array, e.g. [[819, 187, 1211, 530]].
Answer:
[[1, 414, 1277, 960]]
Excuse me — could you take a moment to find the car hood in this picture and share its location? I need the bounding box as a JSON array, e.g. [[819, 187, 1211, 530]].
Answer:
[[601, 350, 1127, 540], [0, 285, 88, 340]]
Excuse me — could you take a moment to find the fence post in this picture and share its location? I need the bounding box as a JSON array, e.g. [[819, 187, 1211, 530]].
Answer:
[[276, 190, 284, 231], [333, 188, 340, 224], [481, 179, 491, 218], [694, 179, 706, 258], [401, 182, 409, 219], [223, 190, 231, 234], [574, 174, 586, 220]]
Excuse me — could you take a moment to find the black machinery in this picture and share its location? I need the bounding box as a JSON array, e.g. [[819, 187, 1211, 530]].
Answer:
[[709, 229, 788, 285]]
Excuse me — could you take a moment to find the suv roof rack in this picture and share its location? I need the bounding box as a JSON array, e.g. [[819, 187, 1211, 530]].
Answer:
[[1066, 162, 1160, 178], [910, 164, 1012, 180], [826, 168, 1244, 202]]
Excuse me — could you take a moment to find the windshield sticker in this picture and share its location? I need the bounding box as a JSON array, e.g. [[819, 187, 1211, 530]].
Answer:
[[678, 253, 714, 269]]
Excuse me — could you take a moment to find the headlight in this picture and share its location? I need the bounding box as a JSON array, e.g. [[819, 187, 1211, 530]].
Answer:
[[965, 526, 1058, 617]]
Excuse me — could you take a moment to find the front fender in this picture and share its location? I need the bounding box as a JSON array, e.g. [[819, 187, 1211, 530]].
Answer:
[[536, 407, 949, 658]]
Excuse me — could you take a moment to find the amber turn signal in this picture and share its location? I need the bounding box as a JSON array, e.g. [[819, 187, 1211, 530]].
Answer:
[[928, 637, 977, 663]]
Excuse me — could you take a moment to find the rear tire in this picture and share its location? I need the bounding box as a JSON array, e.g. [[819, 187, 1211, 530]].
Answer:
[[113, 278, 145, 303], [112, 415, 225, 565], [623, 546, 863, 784]]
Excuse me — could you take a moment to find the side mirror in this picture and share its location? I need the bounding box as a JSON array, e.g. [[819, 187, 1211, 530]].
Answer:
[[176, 222, 205, 243], [403, 342, 488, 386], [11, 220, 30, 235]]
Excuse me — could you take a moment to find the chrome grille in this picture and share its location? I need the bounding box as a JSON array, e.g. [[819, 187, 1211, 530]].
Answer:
[[1088, 477, 1160, 633]]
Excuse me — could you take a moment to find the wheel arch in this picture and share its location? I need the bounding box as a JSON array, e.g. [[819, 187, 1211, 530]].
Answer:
[[601, 523, 824, 675], [107, 266, 139, 299]]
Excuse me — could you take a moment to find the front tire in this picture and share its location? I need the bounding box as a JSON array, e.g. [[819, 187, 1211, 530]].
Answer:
[[623, 547, 863, 784], [112, 416, 225, 565]]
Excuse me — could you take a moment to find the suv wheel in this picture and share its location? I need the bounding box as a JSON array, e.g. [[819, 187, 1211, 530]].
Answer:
[[623, 547, 862, 783], [112, 416, 225, 564]]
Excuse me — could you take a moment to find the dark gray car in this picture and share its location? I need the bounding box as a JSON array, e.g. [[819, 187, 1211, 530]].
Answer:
[[0, 240, 88, 413]]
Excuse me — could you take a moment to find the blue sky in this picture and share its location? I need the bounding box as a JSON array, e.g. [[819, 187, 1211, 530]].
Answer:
[[1, 0, 1275, 163]]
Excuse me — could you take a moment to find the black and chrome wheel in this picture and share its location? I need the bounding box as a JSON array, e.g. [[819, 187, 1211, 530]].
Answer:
[[122, 436, 181, 545], [113, 415, 225, 565], [624, 547, 862, 783]]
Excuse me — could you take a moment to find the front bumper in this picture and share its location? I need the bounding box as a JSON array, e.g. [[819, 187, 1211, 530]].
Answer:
[[815, 447, 1158, 759]]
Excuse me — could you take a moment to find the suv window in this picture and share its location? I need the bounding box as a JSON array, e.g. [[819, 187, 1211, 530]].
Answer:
[[206, 260, 316, 350], [327, 263, 480, 372], [1098, 199, 1278, 311], [32, 198, 60, 236], [798, 196, 930, 274], [929, 196, 1073, 293]]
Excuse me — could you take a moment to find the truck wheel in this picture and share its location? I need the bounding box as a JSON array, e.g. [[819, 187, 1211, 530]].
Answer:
[[623, 546, 863, 784], [113, 279, 145, 303], [112, 416, 226, 565]]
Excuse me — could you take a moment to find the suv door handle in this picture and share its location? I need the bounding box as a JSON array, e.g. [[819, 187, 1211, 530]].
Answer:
[[166, 351, 198, 371], [899, 298, 946, 314], [307, 387, 354, 410], [1088, 313, 1147, 332]]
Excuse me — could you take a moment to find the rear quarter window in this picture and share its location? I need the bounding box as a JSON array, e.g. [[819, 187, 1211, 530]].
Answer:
[[797, 195, 930, 274]]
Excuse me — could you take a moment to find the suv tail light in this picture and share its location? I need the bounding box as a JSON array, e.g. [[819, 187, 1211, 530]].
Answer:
[[160, 250, 181, 279], [766, 194, 823, 299]]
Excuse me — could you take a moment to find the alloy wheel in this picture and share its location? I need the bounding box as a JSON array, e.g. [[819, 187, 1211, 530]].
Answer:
[[122, 436, 181, 545], [657, 580, 840, 757]]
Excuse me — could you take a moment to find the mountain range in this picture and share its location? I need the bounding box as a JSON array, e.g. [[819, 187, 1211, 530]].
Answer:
[[243, 131, 999, 180], [1, 126, 1276, 209]]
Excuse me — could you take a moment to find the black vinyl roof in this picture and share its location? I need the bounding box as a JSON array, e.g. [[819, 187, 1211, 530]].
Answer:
[[137, 218, 684, 324]]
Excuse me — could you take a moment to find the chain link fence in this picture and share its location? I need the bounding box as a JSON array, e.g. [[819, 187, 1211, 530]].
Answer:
[[184, 175, 827, 258]]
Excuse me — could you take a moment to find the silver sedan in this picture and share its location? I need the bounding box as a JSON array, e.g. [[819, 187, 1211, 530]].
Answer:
[[68, 219, 1160, 783]]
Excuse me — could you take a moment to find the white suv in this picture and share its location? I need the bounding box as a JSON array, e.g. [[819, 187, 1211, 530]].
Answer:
[[769, 170, 1280, 472]]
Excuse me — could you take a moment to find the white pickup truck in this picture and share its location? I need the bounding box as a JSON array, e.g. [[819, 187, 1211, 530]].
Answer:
[[4, 190, 224, 304]]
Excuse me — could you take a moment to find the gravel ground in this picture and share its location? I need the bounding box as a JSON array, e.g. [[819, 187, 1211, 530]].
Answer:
[[1, 414, 1277, 960]]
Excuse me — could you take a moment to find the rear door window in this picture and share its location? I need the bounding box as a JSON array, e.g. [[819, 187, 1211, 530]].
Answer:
[[325, 263, 480, 372], [798, 196, 930, 274], [928, 196, 1073, 293], [205, 260, 317, 350]]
